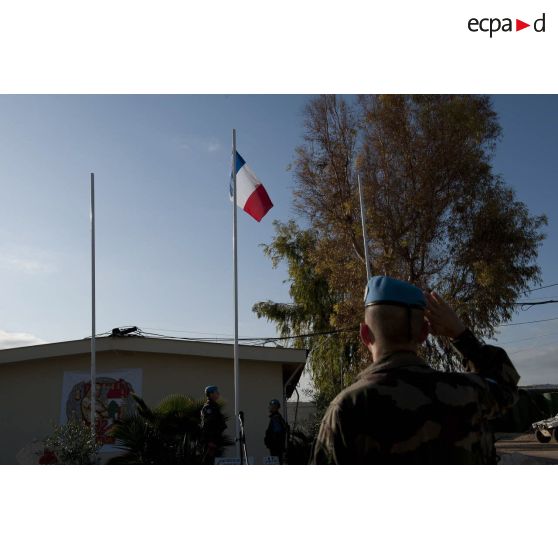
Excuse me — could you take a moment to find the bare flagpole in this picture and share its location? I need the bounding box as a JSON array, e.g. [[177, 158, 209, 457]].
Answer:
[[358, 174, 372, 281], [90, 172, 97, 441], [232, 130, 241, 460]]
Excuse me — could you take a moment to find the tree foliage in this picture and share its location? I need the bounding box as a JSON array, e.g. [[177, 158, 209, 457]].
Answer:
[[254, 94, 546, 407], [43, 420, 101, 465], [253, 220, 357, 404]]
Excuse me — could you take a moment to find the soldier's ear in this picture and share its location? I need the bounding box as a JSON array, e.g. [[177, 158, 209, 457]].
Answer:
[[360, 322, 374, 349]]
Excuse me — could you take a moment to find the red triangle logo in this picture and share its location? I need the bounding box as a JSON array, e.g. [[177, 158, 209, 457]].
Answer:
[[516, 19, 530, 31]]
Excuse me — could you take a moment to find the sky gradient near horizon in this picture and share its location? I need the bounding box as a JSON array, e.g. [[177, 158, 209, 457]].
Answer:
[[0, 95, 557, 387]]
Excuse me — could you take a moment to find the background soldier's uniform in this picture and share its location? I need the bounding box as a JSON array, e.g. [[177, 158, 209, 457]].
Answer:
[[265, 411, 287, 463], [201, 400, 227, 464], [312, 329, 520, 464]]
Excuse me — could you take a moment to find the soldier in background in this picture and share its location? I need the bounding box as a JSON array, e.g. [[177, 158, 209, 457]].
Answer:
[[200, 385, 227, 464], [311, 276, 520, 465], [264, 399, 288, 464]]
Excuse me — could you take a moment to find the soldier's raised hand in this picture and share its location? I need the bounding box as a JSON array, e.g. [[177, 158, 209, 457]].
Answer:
[[425, 291, 466, 339]]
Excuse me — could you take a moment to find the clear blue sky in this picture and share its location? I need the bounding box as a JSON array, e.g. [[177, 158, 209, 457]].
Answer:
[[0, 95, 557, 385]]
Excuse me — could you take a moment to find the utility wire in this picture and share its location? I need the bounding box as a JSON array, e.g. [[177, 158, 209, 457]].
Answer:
[[133, 315, 558, 343], [102, 291, 558, 345], [141, 326, 233, 336], [138, 326, 358, 344], [499, 316, 558, 327], [512, 300, 558, 306], [527, 282, 558, 293]]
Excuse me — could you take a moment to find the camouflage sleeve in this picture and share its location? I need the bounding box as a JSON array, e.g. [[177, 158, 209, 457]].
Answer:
[[311, 402, 352, 464], [451, 329, 520, 419]]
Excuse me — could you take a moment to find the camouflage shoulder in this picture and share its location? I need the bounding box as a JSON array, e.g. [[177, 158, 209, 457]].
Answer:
[[312, 401, 345, 464]]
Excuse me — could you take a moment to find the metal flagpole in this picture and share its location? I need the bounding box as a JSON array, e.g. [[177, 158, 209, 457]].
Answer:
[[357, 174, 372, 281], [232, 129, 241, 460], [90, 172, 97, 441]]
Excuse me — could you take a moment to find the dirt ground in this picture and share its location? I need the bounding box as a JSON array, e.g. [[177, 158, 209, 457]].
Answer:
[[496, 432, 558, 464]]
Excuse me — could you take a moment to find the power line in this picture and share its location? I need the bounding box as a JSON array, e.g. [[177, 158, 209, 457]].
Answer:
[[499, 316, 558, 327], [138, 326, 358, 344], [105, 297, 558, 346], [516, 295, 558, 302], [527, 282, 558, 293], [141, 326, 233, 336], [134, 314, 558, 344], [512, 300, 558, 306]]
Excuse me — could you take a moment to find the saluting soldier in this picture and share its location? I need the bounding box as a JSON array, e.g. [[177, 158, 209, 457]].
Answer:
[[264, 399, 288, 464], [200, 385, 227, 464], [311, 276, 520, 465]]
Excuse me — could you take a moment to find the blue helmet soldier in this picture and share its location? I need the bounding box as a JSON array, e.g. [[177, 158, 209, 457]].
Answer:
[[200, 385, 227, 464], [264, 398, 288, 464], [311, 276, 520, 464]]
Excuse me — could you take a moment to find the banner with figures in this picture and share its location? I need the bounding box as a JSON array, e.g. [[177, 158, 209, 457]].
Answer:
[[60, 369, 142, 449]]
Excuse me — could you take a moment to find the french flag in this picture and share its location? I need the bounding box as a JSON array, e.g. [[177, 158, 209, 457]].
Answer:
[[231, 151, 273, 222]]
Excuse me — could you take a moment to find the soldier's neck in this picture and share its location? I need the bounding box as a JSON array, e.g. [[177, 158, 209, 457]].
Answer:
[[371, 343, 418, 363]]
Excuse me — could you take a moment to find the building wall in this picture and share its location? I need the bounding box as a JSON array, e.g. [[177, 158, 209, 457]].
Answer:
[[0, 350, 285, 464]]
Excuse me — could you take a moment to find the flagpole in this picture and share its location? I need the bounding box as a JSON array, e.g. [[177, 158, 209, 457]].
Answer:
[[358, 174, 372, 281], [90, 172, 96, 442], [232, 129, 241, 460]]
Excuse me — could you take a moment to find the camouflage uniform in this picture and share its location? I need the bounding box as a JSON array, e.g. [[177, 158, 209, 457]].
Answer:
[[265, 411, 288, 463], [311, 329, 520, 465], [201, 400, 227, 464]]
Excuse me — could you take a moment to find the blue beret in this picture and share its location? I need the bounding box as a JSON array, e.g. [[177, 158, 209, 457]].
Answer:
[[205, 385, 219, 396], [364, 276, 426, 308], [269, 399, 281, 407]]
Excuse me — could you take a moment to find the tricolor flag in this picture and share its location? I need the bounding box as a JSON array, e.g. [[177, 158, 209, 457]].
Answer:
[[231, 151, 273, 222]]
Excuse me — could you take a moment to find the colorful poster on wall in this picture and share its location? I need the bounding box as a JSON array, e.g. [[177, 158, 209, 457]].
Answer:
[[60, 369, 142, 450]]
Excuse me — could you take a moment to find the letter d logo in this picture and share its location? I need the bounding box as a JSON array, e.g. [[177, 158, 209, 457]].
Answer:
[[534, 13, 546, 32]]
